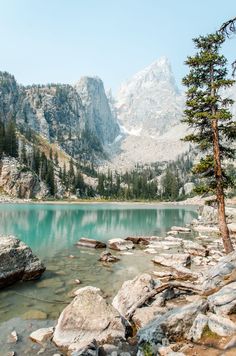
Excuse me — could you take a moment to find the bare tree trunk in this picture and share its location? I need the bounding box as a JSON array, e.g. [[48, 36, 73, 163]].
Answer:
[[211, 119, 234, 254], [210, 66, 234, 254]]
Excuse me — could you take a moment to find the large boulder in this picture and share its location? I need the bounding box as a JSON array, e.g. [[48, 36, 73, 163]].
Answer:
[[208, 281, 236, 316], [53, 286, 125, 353], [112, 273, 157, 318], [201, 251, 236, 295], [137, 299, 208, 352], [0, 235, 45, 288]]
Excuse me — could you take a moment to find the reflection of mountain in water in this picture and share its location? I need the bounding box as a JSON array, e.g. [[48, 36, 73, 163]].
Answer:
[[0, 204, 197, 257]]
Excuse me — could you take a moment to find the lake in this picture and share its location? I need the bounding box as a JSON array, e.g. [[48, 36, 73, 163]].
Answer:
[[0, 203, 198, 324]]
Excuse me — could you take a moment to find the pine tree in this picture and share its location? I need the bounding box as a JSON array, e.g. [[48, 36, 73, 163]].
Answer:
[[182, 32, 236, 254], [5, 119, 18, 157], [20, 142, 27, 165], [0, 120, 5, 158]]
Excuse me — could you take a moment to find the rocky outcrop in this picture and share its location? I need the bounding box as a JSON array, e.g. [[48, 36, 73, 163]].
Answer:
[[0, 156, 48, 199], [53, 286, 125, 353], [112, 273, 158, 318], [0, 235, 45, 288]]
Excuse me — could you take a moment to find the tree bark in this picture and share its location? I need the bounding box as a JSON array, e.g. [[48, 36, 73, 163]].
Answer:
[[211, 119, 234, 253]]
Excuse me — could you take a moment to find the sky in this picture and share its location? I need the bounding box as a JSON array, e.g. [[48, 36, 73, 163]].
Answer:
[[0, 0, 235, 93]]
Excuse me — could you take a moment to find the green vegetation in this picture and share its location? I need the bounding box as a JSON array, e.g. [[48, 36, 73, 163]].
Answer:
[[182, 32, 236, 253]]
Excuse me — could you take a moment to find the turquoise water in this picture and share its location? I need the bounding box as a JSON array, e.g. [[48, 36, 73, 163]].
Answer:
[[0, 203, 197, 258], [0, 203, 197, 325]]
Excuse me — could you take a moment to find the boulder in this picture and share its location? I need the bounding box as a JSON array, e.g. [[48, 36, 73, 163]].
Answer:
[[53, 286, 125, 353], [108, 238, 134, 251], [170, 265, 199, 282], [152, 254, 191, 268], [133, 305, 168, 329], [125, 236, 162, 245], [112, 273, 157, 317], [208, 312, 236, 336], [76, 237, 106, 248], [201, 251, 236, 295], [0, 235, 45, 288], [208, 281, 236, 316], [99, 251, 120, 263], [138, 299, 208, 351]]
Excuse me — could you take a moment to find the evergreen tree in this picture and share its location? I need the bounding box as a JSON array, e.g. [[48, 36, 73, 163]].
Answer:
[[5, 119, 18, 157], [182, 32, 236, 253], [0, 120, 5, 158], [20, 142, 27, 165], [46, 161, 56, 196]]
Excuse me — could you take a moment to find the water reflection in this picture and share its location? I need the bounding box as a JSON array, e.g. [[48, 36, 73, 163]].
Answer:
[[0, 203, 197, 257]]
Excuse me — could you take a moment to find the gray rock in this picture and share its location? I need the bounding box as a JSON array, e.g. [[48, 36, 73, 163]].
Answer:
[[171, 226, 191, 233], [152, 254, 191, 268], [187, 313, 208, 342], [53, 286, 125, 353], [183, 240, 208, 257], [201, 251, 236, 295], [0, 235, 45, 288], [208, 281, 236, 315], [108, 238, 134, 251], [138, 299, 208, 351], [208, 312, 236, 336], [112, 273, 157, 318]]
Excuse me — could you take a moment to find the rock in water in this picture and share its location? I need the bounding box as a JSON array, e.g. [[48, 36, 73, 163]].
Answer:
[[99, 251, 120, 263], [53, 286, 125, 353], [76, 237, 106, 249], [0, 235, 45, 288], [108, 238, 134, 251]]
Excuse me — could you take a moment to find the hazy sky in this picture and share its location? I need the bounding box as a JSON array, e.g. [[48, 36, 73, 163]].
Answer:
[[0, 0, 235, 93]]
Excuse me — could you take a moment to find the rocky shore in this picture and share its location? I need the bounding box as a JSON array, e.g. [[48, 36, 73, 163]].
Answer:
[[2, 204, 236, 355]]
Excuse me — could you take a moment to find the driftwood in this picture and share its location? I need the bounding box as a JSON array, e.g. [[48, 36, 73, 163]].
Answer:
[[125, 281, 202, 320]]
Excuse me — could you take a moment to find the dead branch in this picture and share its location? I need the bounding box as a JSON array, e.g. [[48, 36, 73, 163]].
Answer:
[[125, 281, 202, 320]]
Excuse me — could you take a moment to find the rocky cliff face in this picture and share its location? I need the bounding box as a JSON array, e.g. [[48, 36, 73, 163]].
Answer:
[[0, 156, 48, 199], [75, 77, 120, 145], [0, 72, 120, 159]]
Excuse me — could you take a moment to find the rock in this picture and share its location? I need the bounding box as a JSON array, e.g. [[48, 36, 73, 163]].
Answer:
[[224, 335, 236, 350], [208, 312, 236, 336], [133, 305, 168, 329], [112, 273, 157, 317], [201, 251, 236, 295], [76, 238, 106, 249], [125, 236, 162, 245], [30, 327, 54, 345], [0, 156, 48, 199], [187, 314, 208, 342], [99, 251, 120, 263], [108, 238, 134, 251], [183, 240, 208, 257], [0, 235, 45, 288], [137, 300, 208, 351], [171, 226, 191, 233], [53, 286, 125, 353], [73, 286, 101, 297], [8, 330, 18, 343], [170, 265, 199, 282], [208, 281, 236, 315], [75, 279, 81, 284], [193, 225, 219, 234], [152, 254, 191, 268], [22, 310, 48, 320]]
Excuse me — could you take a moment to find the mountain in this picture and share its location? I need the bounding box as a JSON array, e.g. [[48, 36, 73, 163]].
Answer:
[[103, 58, 188, 171], [116, 57, 184, 136], [0, 72, 120, 160]]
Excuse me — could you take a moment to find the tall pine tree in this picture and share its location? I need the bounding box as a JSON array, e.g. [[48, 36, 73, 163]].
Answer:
[[182, 33, 236, 254]]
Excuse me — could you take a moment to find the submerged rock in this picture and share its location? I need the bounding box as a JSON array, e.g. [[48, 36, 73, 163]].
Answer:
[[53, 286, 125, 353], [99, 251, 120, 263], [30, 327, 54, 345], [0, 235, 45, 288]]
